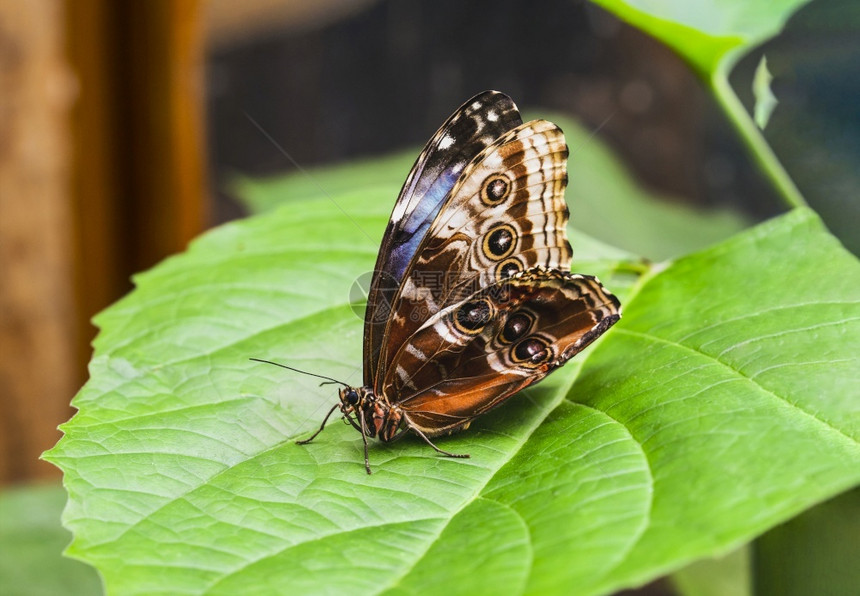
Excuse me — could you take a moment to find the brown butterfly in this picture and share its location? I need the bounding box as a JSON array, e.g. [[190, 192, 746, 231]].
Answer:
[[257, 91, 620, 473]]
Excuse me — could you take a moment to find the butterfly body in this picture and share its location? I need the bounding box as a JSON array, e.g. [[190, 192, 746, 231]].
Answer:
[[291, 91, 621, 473]]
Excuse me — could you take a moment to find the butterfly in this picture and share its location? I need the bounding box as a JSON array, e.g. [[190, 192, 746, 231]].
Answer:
[[257, 91, 621, 473]]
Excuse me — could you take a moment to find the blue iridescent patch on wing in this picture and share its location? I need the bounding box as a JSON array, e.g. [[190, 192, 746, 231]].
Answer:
[[388, 161, 464, 280]]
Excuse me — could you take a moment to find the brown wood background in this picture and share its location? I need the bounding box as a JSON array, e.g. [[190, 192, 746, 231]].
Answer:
[[0, 0, 78, 485], [0, 0, 207, 485]]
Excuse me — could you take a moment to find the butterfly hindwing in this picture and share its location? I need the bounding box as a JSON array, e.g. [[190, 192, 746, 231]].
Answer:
[[375, 120, 573, 390], [364, 91, 522, 386], [381, 268, 620, 435]]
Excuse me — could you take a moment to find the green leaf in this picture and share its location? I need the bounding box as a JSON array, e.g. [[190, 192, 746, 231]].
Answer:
[[236, 115, 749, 262], [589, 0, 812, 77], [45, 192, 859, 594], [590, 0, 808, 210], [752, 55, 777, 130], [0, 484, 101, 596]]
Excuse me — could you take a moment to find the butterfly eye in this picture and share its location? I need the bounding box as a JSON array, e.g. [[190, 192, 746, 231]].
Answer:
[[345, 390, 360, 405], [480, 173, 512, 205], [453, 299, 494, 334]]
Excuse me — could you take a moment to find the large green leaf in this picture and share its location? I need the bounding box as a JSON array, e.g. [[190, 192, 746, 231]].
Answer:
[[45, 193, 858, 594], [589, 0, 812, 77], [590, 0, 808, 210]]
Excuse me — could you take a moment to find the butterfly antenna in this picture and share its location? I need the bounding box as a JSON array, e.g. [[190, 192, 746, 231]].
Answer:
[[249, 358, 350, 387]]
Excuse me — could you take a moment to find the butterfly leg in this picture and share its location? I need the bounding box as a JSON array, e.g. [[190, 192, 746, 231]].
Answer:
[[342, 411, 362, 432], [358, 410, 373, 474], [410, 426, 470, 459], [296, 403, 340, 445]]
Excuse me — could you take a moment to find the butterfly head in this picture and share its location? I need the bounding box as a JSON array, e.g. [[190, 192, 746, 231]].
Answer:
[[337, 386, 403, 442], [338, 386, 364, 409]]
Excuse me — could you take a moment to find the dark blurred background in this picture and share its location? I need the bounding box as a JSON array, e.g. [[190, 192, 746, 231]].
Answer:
[[1, 0, 857, 489]]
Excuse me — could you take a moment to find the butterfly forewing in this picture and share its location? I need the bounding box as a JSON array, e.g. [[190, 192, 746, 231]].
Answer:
[[381, 267, 620, 435], [363, 91, 522, 387], [374, 120, 573, 391]]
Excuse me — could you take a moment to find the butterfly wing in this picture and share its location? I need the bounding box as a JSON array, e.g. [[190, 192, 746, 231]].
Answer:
[[381, 268, 620, 435], [375, 119, 572, 390], [364, 91, 523, 386]]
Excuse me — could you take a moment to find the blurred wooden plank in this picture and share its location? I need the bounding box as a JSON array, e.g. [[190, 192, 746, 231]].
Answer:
[[0, 0, 78, 483], [119, 0, 208, 272], [67, 0, 208, 367], [68, 0, 209, 394], [66, 0, 127, 381]]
